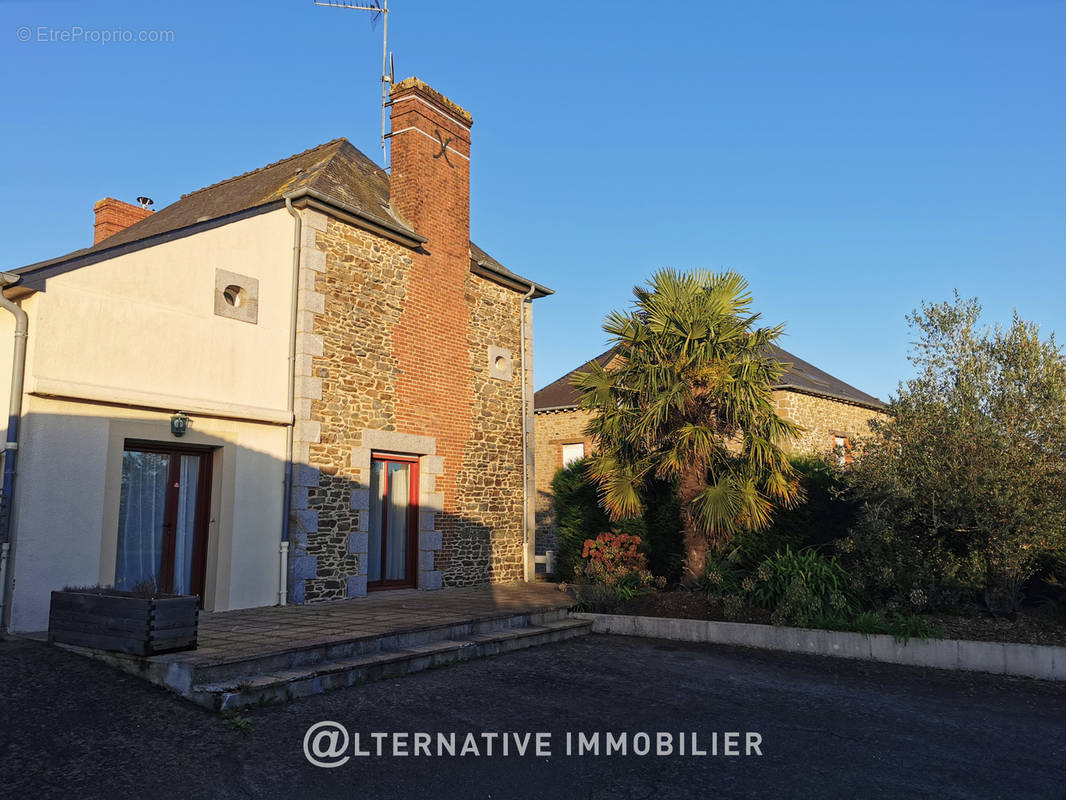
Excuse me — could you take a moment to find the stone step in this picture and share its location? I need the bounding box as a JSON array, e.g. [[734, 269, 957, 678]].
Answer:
[[192, 617, 592, 711], [194, 606, 572, 684]]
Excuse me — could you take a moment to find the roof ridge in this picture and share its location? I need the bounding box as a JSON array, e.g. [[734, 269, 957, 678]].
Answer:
[[179, 137, 350, 200]]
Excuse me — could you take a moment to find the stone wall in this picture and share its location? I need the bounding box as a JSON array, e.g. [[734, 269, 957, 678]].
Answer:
[[533, 408, 593, 554], [772, 390, 887, 458], [287, 210, 528, 603], [288, 212, 413, 603], [447, 274, 525, 585], [533, 391, 888, 553]]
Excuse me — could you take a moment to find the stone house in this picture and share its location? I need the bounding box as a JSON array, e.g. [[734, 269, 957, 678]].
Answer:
[[533, 345, 888, 555], [0, 77, 550, 632]]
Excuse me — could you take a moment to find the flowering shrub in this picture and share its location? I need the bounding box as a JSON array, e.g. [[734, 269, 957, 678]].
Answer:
[[575, 532, 665, 607]]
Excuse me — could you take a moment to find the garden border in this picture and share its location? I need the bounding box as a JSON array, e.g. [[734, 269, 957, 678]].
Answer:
[[571, 612, 1066, 681]]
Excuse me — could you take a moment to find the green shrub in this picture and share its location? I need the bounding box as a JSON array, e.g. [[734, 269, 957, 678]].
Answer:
[[838, 296, 1066, 614], [835, 503, 983, 614], [723, 455, 857, 572], [550, 459, 681, 582], [702, 545, 944, 639], [704, 546, 854, 627], [638, 478, 684, 583], [748, 546, 855, 627], [551, 457, 617, 582]]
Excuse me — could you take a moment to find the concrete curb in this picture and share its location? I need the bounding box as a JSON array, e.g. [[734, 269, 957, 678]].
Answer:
[[570, 612, 1066, 681]]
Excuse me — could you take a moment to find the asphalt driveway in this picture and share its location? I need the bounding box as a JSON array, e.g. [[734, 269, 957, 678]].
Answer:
[[1, 633, 1064, 799]]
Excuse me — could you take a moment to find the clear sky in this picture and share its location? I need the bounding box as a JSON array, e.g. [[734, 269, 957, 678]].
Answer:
[[2, 0, 1063, 401]]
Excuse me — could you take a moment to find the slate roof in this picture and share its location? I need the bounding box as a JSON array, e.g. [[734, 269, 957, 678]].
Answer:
[[534, 344, 886, 412], [9, 138, 550, 297]]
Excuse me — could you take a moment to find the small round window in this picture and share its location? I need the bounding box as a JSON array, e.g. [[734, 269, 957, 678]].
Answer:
[[223, 285, 246, 308], [494, 355, 508, 371]]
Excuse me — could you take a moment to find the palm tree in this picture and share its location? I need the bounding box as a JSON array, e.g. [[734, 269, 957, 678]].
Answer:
[[573, 268, 803, 580]]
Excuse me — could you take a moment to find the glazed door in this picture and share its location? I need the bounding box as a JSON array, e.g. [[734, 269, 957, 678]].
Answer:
[[367, 455, 419, 589], [115, 443, 212, 599]]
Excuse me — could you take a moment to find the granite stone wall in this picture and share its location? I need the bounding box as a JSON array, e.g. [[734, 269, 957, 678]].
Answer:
[[771, 390, 887, 457], [287, 209, 529, 602], [445, 274, 525, 586]]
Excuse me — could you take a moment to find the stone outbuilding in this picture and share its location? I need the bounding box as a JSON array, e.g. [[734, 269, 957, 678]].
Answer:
[[532, 345, 888, 555]]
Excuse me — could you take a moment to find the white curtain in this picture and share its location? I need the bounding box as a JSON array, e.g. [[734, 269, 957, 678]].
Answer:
[[171, 455, 200, 595], [385, 462, 410, 581], [115, 451, 169, 590], [367, 460, 385, 582]]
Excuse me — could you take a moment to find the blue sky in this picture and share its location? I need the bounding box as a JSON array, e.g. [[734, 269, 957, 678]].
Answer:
[[2, 0, 1063, 400]]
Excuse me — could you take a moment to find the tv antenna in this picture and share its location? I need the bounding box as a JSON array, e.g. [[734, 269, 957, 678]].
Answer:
[[312, 0, 394, 167]]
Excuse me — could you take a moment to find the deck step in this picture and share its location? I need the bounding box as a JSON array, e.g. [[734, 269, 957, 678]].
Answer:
[[192, 617, 592, 711], [192, 606, 573, 684]]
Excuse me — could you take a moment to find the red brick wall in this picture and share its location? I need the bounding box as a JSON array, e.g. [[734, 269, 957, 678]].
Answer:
[[388, 79, 487, 585]]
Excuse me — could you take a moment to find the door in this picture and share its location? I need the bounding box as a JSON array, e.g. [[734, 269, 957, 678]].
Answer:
[[367, 454, 419, 589], [115, 442, 213, 599]]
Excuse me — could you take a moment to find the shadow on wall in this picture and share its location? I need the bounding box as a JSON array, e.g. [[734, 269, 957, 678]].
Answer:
[[289, 463, 524, 602], [1, 410, 528, 632]]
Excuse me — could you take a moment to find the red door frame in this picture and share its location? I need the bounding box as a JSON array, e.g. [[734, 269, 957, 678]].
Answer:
[[368, 453, 420, 590], [122, 440, 214, 602]]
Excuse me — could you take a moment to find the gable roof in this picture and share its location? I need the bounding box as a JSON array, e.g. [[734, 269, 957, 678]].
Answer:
[[8, 138, 551, 297], [534, 344, 886, 412]]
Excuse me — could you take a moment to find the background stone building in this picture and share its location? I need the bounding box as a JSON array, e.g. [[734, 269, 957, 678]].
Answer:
[[532, 346, 888, 556]]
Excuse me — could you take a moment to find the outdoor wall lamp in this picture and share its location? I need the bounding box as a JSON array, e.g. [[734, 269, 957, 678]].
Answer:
[[171, 412, 190, 438]]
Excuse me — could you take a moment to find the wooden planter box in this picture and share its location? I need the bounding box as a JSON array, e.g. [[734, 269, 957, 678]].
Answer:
[[48, 590, 199, 656]]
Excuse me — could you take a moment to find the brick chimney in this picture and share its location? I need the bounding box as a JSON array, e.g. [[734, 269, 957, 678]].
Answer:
[[93, 197, 154, 245], [388, 77, 472, 263], [386, 78, 477, 552]]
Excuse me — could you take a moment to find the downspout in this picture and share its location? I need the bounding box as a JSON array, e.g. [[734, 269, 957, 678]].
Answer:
[[519, 283, 535, 582], [279, 196, 302, 605], [0, 272, 28, 631]]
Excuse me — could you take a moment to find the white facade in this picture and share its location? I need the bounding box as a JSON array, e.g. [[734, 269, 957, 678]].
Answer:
[[1, 208, 298, 631]]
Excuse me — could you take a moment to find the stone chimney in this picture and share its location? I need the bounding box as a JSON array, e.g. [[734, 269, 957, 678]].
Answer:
[[93, 197, 154, 245], [388, 77, 472, 266]]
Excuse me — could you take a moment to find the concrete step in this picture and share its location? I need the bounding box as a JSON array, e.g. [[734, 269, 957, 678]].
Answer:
[[192, 617, 592, 711], [194, 606, 572, 685]]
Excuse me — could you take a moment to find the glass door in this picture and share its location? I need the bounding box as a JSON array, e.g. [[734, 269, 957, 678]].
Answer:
[[115, 443, 212, 599], [367, 454, 419, 589]]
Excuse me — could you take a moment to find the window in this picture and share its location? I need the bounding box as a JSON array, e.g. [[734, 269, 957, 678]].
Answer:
[[116, 442, 213, 599], [833, 435, 851, 467], [561, 442, 585, 467]]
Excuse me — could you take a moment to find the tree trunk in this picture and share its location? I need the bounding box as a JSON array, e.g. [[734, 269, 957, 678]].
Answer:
[[679, 465, 707, 583]]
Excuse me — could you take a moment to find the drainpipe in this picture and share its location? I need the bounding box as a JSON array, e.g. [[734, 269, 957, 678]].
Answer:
[[279, 196, 302, 605], [0, 272, 28, 630], [519, 283, 535, 582]]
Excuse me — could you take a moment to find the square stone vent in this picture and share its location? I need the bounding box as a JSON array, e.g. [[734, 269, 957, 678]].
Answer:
[[214, 269, 259, 324], [488, 345, 513, 381]]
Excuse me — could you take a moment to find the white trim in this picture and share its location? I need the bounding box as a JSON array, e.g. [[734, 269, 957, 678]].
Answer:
[[390, 93, 471, 130], [389, 126, 471, 162]]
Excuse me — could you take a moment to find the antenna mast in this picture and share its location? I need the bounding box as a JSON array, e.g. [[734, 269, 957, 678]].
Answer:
[[312, 0, 393, 167]]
